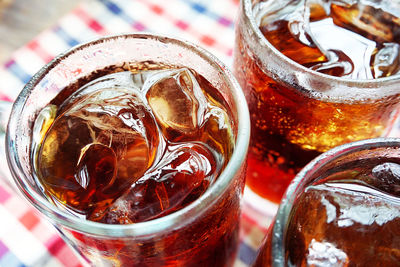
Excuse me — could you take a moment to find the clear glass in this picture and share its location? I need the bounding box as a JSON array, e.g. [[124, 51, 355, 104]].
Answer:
[[233, 0, 400, 211], [253, 137, 400, 266], [6, 33, 250, 266]]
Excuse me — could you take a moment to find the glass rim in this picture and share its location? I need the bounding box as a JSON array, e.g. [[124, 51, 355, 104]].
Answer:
[[270, 137, 400, 265], [6, 33, 250, 237], [241, 0, 400, 87]]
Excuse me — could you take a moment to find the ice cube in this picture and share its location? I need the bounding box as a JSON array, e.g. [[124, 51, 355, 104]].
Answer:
[[68, 87, 159, 172], [373, 43, 400, 78], [309, 49, 354, 77], [309, 17, 376, 79], [306, 239, 349, 267], [145, 68, 208, 141], [256, 0, 306, 28], [63, 71, 150, 101], [38, 86, 160, 214], [91, 143, 215, 223], [75, 143, 117, 190], [287, 3, 315, 48], [200, 106, 234, 165], [371, 162, 400, 196]]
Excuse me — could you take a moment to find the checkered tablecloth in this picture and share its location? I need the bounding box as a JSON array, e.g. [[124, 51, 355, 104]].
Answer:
[[0, 0, 271, 266]]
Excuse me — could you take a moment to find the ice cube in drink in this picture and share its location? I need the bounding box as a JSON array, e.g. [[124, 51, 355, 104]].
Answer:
[[32, 65, 234, 223], [256, 0, 400, 79]]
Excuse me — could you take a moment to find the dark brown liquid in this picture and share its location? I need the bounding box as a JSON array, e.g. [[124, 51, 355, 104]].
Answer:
[[233, 0, 400, 203], [32, 64, 239, 266], [253, 159, 400, 266]]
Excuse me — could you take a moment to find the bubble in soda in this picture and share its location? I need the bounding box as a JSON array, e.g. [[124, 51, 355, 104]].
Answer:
[[32, 65, 234, 223], [254, 0, 400, 79]]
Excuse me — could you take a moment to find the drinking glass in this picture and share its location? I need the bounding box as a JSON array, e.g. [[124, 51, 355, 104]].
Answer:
[[233, 0, 400, 212], [5, 33, 250, 266], [253, 137, 400, 266]]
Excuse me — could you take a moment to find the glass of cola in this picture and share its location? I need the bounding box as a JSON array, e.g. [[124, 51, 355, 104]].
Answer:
[[253, 137, 400, 266], [6, 34, 250, 266], [234, 0, 400, 211]]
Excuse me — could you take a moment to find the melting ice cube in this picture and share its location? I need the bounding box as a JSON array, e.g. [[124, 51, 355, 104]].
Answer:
[[373, 43, 400, 78], [75, 143, 117, 190], [372, 162, 400, 196], [307, 239, 349, 267], [38, 86, 159, 213], [145, 68, 208, 141], [91, 143, 215, 224]]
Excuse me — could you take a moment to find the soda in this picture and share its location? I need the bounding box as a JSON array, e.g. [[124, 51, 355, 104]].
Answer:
[[233, 0, 400, 203], [254, 154, 400, 266], [257, 0, 400, 79], [31, 62, 238, 265]]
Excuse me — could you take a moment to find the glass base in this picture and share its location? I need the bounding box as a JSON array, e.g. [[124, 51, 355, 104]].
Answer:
[[242, 186, 278, 220]]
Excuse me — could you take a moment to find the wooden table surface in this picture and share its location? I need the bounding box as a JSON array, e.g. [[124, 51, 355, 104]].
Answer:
[[0, 0, 85, 64]]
